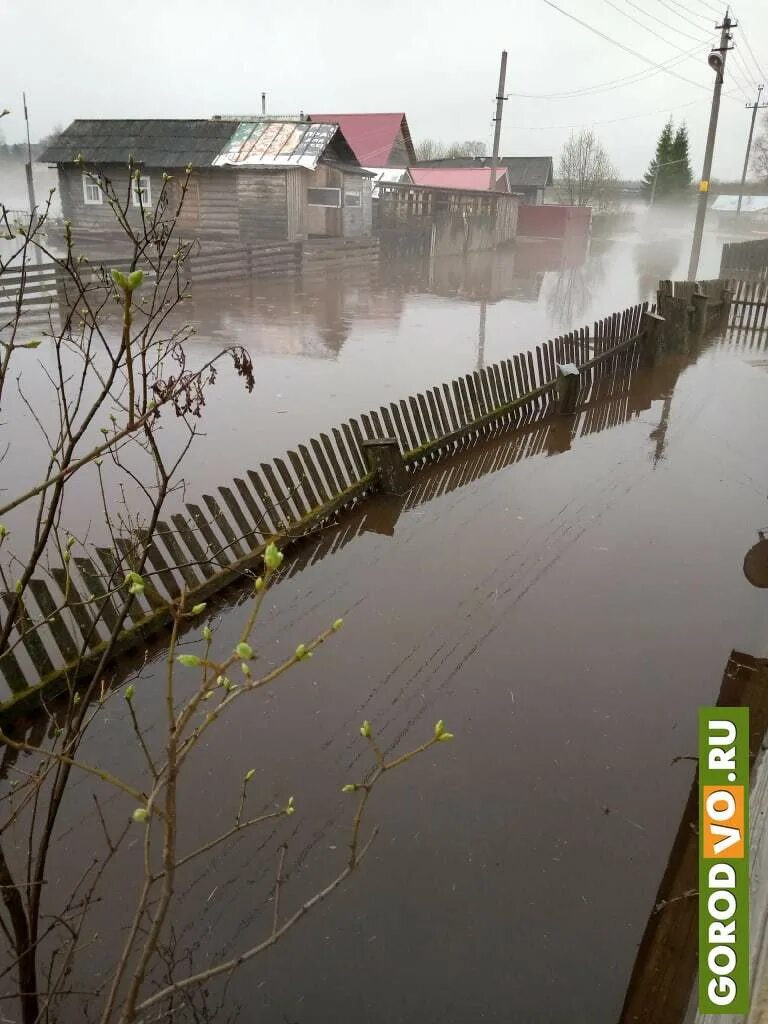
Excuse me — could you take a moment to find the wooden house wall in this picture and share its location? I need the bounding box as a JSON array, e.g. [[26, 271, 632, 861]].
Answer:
[[57, 165, 153, 231], [306, 164, 343, 238], [236, 168, 288, 242], [286, 168, 308, 241], [341, 173, 373, 238]]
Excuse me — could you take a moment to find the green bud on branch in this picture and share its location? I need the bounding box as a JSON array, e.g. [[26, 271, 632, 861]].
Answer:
[[244, 768, 256, 782], [177, 654, 202, 668], [341, 784, 357, 793], [235, 641, 253, 660], [332, 618, 344, 631], [132, 807, 149, 823], [360, 720, 372, 739], [124, 684, 135, 701], [190, 603, 207, 616], [264, 542, 283, 571]]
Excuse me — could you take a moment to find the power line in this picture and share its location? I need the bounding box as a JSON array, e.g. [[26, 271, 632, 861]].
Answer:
[[731, 7, 768, 81], [731, 47, 760, 91], [508, 43, 704, 98], [539, 0, 734, 96], [507, 94, 708, 130], [618, 0, 710, 42], [601, 0, 710, 47], [653, 0, 714, 27]]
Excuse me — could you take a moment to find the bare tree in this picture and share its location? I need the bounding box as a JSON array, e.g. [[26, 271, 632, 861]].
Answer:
[[414, 139, 487, 161], [752, 112, 768, 182], [414, 138, 447, 161], [556, 129, 617, 208]]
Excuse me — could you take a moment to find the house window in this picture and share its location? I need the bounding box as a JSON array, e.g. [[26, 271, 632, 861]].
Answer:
[[132, 174, 152, 208], [82, 174, 103, 205], [307, 187, 341, 208], [344, 191, 362, 208]]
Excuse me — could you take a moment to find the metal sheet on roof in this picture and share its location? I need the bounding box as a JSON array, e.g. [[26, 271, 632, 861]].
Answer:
[[712, 195, 768, 213], [213, 121, 339, 169]]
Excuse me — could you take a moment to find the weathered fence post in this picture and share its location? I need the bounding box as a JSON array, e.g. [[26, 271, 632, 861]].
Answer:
[[360, 438, 410, 495], [556, 363, 580, 416], [719, 287, 733, 331], [690, 290, 708, 335], [640, 311, 665, 367]]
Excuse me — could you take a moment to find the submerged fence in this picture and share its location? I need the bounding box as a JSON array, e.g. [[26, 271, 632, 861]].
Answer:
[[0, 277, 761, 714]]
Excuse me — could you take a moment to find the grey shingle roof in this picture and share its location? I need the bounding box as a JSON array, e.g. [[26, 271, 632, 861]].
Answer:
[[39, 119, 256, 168]]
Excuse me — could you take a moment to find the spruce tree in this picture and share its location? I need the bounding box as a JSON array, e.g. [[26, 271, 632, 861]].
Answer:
[[669, 123, 693, 194], [642, 119, 675, 201]]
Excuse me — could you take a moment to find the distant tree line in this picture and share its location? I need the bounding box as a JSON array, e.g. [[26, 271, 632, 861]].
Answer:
[[414, 138, 487, 161], [0, 123, 62, 160]]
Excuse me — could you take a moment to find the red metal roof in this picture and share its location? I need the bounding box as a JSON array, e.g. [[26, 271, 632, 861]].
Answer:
[[406, 167, 508, 191], [308, 113, 414, 166]]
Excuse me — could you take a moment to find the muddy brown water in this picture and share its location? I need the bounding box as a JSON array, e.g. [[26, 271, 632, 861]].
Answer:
[[2, 217, 767, 1021]]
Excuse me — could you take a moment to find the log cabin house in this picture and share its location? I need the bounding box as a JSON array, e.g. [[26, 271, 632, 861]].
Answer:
[[39, 118, 374, 244]]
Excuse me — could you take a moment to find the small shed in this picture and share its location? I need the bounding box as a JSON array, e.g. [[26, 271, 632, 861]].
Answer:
[[39, 118, 374, 243], [412, 156, 553, 204]]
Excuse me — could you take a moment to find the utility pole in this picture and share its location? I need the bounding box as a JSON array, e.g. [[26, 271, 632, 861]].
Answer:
[[687, 10, 734, 281], [261, 92, 266, 116], [488, 50, 508, 191], [737, 83, 766, 214], [22, 92, 36, 218]]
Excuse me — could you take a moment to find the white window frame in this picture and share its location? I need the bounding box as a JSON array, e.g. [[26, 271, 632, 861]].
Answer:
[[307, 187, 342, 208], [344, 190, 362, 208], [132, 174, 152, 208], [82, 173, 103, 205]]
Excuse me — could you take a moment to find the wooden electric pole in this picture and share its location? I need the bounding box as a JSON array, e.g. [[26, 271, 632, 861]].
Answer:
[[687, 10, 734, 281], [23, 92, 37, 218], [737, 83, 767, 214], [488, 50, 508, 191]]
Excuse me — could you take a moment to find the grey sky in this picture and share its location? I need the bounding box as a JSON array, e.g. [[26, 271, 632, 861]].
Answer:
[[3, 0, 767, 180]]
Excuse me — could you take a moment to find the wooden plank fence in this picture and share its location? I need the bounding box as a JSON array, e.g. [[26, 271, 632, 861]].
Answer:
[[720, 237, 768, 277], [0, 240, 378, 320], [0, 280, 742, 715]]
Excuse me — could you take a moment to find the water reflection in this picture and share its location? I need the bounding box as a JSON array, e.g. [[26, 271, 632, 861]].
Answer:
[[633, 237, 683, 304]]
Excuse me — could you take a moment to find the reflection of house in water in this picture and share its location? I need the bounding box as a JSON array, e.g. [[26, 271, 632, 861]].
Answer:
[[633, 236, 684, 303], [180, 269, 406, 360], [379, 231, 590, 304]]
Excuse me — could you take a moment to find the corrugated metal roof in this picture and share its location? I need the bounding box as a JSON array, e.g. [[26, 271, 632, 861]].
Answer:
[[212, 121, 340, 169], [712, 195, 768, 212], [309, 113, 415, 167], [39, 118, 356, 171], [413, 156, 553, 188], [407, 167, 507, 191]]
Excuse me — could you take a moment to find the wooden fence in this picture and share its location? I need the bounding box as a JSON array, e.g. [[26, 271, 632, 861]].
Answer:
[[0, 280, 742, 715], [720, 237, 768, 277], [0, 240, 380, 320], [0, 299, 656, 712]]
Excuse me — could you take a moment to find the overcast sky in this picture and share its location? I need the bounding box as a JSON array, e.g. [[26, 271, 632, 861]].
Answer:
[[2, 0, 767, 180]]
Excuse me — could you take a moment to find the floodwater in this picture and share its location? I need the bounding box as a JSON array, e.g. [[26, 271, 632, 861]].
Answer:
[[1, 203, 730, 547], [2, 210, 768, 1022]]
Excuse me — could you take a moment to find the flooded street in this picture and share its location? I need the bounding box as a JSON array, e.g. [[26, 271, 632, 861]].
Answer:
[[21, 302, 768, 1021], [177, 210, 727, 478]]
